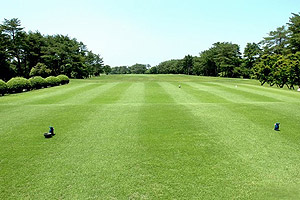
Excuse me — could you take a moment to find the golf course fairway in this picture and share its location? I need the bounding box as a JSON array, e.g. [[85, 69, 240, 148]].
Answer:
[[1, 75, 300, 199]]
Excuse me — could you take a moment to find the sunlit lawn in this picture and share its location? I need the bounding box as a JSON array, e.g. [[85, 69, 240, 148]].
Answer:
[[1, 74, 300, 199]]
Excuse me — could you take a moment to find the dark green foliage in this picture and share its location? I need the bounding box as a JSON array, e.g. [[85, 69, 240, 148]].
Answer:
[[45, 76, 60, 87], [0, 79, 7, 95], [251, 12, 300, 89], [260, 26, 289, 55], [155, 43, 241, 77], [286, 52, 300, 89], [253, 53, 300, 89], [129, 64, 147, 74], [0, 18, 104, 80], [29, 63, 51, 78], [85, 51, 104, 76], [6, 77, 31, 93], [56, 75, 69, 85], [25, 31, 46, 73], [213, 42, 242, 77], [183, 55, 193, 75], [29, 76, 46, 89], [145, 66, 158, 74], [156, 59, 184, 74], [0, 28, 14, 81], [192, 42, 242, 77], [103, 65, 112, 75], [253, 54, 278, 86], [193, 50, 217, 76], [1, 18, 27, 77], [288, 13, 300, 53], [242, 43, 262, 78], [152, 13, 300, 82], [273, 56, 289, 88], [111, 66, 131, 74], [110, 64, 149, 75]]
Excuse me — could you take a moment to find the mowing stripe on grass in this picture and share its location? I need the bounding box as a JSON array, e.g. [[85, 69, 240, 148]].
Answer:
[[1, 75, 300, 199], [144, 82, 174, 104], [185, 82, 252, 103], [249, 102, 300, 144], [0, 105, 106, 198], [0, 81, 86, 105], [27, 83, 101, 105], [160, 82, 300, 198], [161, 83, 299, 198], [16, 83, 147, 198], [173, 82, 229, 103], [0, 83, 107, 136], [158, 82, 200, 104], [0, 104, 68, 137], [118, 82, 145, 104], [60, 82, 119, 105], [202, 82, 280, 103], [210, 82, 298, 103], [88, 82, 133, 104], [239, 83, 300, 101], [138, 82, 259, 198], [219, 102, 300, 197]]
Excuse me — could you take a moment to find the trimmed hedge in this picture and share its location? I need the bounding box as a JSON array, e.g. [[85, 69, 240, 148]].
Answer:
[[29, 76, 46, 89], [57, 75, 70, 85], [2, 75, 70, 95], [6, 77, 31, 93], [45, 76, 60, 87], [0, 79, 7, 95]]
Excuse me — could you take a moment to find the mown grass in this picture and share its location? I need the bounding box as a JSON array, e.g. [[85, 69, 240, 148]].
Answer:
[[0, 74, 300, 199]]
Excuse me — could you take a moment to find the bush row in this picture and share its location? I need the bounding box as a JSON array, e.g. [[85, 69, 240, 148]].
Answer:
[[0, 75, 69, 95]]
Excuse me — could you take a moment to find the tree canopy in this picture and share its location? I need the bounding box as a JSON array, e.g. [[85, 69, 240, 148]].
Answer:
[[2, 12, 300, 90], [0, 18, 104, 81], [144, 12, 300, 89]]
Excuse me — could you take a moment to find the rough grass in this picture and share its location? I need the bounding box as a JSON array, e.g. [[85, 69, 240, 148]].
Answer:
[[0, 74, 300, 199]]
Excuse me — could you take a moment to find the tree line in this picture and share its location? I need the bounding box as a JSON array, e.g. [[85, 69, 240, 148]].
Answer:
[[0, 18, 105, 81], [110, 64, 151, 74], [2, 13, 300, 89], [145, 12, 300, 89]]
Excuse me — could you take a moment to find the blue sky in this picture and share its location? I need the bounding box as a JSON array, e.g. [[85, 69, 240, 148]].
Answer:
[[1, 0, 299, 67]]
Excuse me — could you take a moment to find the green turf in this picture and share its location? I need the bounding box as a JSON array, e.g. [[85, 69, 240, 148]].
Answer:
[[1, 74, 300, 199]]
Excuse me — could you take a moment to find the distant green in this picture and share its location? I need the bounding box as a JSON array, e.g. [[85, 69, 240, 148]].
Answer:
[[1, 75, 300, 199]]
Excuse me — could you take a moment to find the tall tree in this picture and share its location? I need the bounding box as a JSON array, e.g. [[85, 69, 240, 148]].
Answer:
[[286, 52, 300, 89], [129, 64, 147, 74], [253, 54, 280, 86], [287, 12, 300, 53], [0, 18, 105, 80], [242, 42, 262, 78], [213, 42, 242, 77], [0, 26, 14, 81], [155, 59, 183, 74], [25, 31, 46, 76], [243, 43, 261, 66], [195, 49, 218, 76], [103, 65, 111, 75], [260, 26, 289, 55], [1, 18, 27, 76], [85, 51, 104, 76], [183, 55, 193, 75]]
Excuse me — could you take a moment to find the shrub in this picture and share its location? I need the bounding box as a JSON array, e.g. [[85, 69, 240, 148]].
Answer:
[[56, 75, 70, 85], [6, 77, 31, 93], [0, 79, 7, 96], [29, 76, 46, 89], [45, 76, 60, 87], [29, 63, 52, 78]]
